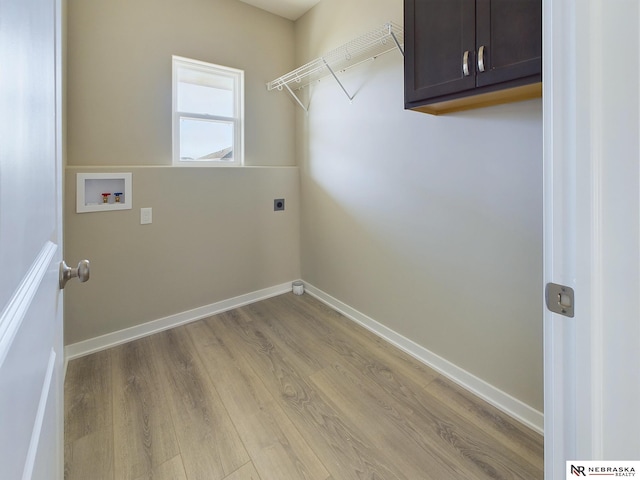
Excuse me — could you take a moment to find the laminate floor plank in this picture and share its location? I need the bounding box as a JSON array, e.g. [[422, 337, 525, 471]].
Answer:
[[186, 314, 330, 480], [309, 366, 482, 480], [64, 293, 543, 480], [239, 295, 543, 479], [112, 338, 182, 480], [316, 358, 541, 480], [149, 328, 251, 480], [258, 296, 495, 478], [268, 294, 439, 397], [245, 298, 458, 478], [222, 461, 262, 480], [132, 455, 187, 480], [221, 304, 415, 480], [64, 426, 114, 480], [274, 293, 440, 388], [240, 300, 328, 377], [279, 296, 543, 479], [424, 376, 544, 468], [64, 349, 112, 444]]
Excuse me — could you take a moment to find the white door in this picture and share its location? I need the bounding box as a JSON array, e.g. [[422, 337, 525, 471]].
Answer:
[[544, 0, 640, 477], [0, 0, 66, 478]]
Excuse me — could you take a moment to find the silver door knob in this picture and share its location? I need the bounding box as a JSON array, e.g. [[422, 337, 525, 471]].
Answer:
[[59, 259, 90, 289]]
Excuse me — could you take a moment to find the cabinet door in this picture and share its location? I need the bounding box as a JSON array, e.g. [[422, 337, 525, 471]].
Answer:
[[404, 0, 476, 106], [475, 0, 542, 87]]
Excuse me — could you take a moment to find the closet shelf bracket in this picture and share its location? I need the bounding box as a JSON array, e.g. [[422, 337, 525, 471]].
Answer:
[[267, 22, 404, 111], [322, 58, 355, 102], [282, 82, 308, 112]]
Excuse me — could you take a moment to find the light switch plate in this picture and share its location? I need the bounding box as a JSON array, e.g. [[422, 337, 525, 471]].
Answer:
[[140, 207, 152, 225]]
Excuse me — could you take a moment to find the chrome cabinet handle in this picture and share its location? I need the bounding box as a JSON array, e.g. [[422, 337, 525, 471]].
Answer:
[[59, 259, 90, 289], [462, 50, 470, 76], [477, 45, 486, 72]]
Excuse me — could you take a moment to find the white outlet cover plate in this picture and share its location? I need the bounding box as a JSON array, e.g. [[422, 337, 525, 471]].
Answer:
[[140, 207, 152, 224]]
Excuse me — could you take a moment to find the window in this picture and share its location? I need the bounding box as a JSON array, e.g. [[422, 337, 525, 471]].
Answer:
[[172, 56, 244, 166]]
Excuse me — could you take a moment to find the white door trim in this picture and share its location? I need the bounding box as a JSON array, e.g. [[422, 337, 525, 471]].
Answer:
[[543, 0, 577, 472], [0, 242, 58, 369], [21, 349, 57, 480]]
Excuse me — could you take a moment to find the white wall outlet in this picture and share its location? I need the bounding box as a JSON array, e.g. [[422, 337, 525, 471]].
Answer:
[[140, 207, 152, 225]]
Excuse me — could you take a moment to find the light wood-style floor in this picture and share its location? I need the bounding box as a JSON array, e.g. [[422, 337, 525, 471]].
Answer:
[[64, 293, 543, 480]]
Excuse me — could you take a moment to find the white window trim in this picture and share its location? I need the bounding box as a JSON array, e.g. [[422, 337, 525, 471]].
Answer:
[[172, 56, 244, 167]]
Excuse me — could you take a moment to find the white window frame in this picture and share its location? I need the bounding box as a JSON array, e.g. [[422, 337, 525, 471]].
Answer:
[[172, 56, 244, 166]]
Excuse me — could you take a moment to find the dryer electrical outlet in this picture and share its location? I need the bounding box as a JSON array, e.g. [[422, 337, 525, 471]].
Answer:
[[274, 199, 285, 211]]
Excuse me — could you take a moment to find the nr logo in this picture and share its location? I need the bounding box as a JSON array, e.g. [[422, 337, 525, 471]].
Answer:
[[571, 464, 586, 476]]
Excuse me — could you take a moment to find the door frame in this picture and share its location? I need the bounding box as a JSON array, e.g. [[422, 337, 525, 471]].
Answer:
[[543, 1, 578, 476], [543, 0, 640, 476], [54, 0, 65, 475]]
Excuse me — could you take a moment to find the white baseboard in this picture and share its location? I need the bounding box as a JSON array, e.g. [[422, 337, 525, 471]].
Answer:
[[63, 278, 543, 434], [64, 281, 295, 364], [303, 283, 544, 435]]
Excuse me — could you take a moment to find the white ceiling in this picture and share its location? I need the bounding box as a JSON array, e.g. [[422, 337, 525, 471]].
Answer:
[[237, 0, 321, 21]]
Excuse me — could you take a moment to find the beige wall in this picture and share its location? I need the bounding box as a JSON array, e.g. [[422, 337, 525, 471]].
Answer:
[[67, 0, 295, 167], [295, 0, 544, 411], [64, 166, 300, 344], [64, 0, 301, 344]]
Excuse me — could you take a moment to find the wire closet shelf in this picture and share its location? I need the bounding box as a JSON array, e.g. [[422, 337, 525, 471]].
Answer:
[[266, 22, 404, 111]]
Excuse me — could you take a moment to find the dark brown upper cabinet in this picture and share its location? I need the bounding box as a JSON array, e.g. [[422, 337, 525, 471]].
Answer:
[[404, 0, 542, 115]]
